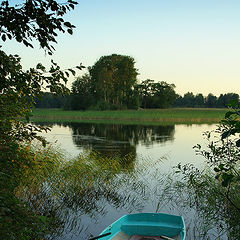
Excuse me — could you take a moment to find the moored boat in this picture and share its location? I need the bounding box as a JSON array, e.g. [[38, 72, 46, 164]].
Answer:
[[90, 213, 186, 240]]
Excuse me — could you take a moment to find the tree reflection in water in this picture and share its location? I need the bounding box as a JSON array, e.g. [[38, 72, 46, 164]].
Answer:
[[58, 122, 174, 159], [37, 122, 175, 169]]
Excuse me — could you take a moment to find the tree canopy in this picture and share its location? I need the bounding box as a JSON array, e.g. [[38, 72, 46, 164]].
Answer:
[[70, 73, 95, 110], [69, 55, 176, 110], [89, 54, 139, 107], [136, 79, 176, 109]]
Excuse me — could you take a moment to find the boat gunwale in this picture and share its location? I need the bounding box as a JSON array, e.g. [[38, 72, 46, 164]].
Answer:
[[99, 213, 186, 240]]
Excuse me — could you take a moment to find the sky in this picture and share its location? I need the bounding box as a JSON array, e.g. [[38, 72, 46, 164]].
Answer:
[[3, 0, 240, 96]]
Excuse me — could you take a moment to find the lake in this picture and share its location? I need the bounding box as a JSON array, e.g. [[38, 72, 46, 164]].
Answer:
[[41, 122, 215, 167], [35, 122, 225, 239]]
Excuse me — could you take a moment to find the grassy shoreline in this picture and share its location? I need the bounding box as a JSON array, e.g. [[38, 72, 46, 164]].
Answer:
[[31, 108, 227, 125]]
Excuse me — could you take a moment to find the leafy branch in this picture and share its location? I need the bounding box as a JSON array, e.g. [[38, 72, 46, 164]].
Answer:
[[0, 0, 78, 54]]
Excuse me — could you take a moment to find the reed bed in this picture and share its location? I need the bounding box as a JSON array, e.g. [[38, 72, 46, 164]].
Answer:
[[31, 108, 227, 124]]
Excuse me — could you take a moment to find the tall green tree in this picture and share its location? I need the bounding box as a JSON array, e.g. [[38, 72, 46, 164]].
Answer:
[[0, 0, 83, 149], [194, 93, 205, 107], [89, 54, 138, 108], [70, 73, 95, 110], [206, 93, 218, 108], [152, 81, 176, 108], [137, 79, 176, 108], [0, 1, 83, 238], [218, 93, 239, 108], [136, 79, 154, 108], [182, 92, 195, 107]]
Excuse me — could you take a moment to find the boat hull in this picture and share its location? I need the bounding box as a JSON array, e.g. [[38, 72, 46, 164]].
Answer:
[[98, 213, 186, 240]]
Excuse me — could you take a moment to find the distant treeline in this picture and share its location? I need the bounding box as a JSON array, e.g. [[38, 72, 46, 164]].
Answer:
[[34, 54, 239, 110], [174, 92, 239, 108], [35, 91, 239, 109]]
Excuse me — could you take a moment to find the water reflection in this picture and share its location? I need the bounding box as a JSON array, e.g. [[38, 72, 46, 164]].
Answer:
[[38, 122, 175, 158], [25, 122, 230, 239]]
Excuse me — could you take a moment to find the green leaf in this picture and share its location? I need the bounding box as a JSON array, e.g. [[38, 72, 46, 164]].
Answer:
[[68, 0, 78, 4], [65, 71, 70, 77], [219, 164, 223, 169], [225, 111, 236, 119], [221, 130, 231, 139], [222, 180, 228, 187], [67, 29, 73, 35], [69, 4, 75, 9], [7, 34, 12, 40], [64, 21, 72, 28], [51, 59, 57, 66], [68, 69, 76, 76], [2, 34, 6, 41]]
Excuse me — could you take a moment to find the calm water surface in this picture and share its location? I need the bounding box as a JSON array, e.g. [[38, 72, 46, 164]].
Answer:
[[42, 123, 216, 168], [37, 122, 222, 239]]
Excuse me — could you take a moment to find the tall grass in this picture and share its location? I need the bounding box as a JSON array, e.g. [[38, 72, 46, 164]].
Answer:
[[13, 145, 162, 239], [160, 168, 240, 240], [6, 140, 239, 239], [0, 142, 65, 240], [31, 108, 227, 124]]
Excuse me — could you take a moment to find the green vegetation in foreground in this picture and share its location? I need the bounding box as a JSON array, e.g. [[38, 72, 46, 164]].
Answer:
[[7, 141, 240, 239], [31, 108, 227, 124]]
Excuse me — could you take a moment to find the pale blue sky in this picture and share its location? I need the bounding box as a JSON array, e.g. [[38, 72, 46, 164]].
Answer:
[[3, 0, 240, 96]]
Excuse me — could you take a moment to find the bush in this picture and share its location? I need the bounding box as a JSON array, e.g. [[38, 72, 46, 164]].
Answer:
[[0, 142, 66, 239], [174, 101, 240, 239]]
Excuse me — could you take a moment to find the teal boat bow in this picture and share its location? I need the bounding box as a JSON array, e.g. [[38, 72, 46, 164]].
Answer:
[[96, 213, 186, 240]]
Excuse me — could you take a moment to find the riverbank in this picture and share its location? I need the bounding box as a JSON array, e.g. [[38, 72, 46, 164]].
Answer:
[[31, 108, 227, 124]]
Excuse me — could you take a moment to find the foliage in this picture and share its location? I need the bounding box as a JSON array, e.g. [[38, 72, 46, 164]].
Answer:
[[0, 0, 84, 239], [34, 92, 66, 108], [162, 168, 240, 239], [174, 92, 239, 108], [0, 143, 62, 239], [221, 100, 240, 146], [90, 99, 117, 110], [70, 69, 176, 110], [12, 144, 169, 239], [193, 101, 240, 192], [0, 0, 84, 154], [70, 73, 95, 110], [175, 100, 240, 239], [0, 0, 78, 54], [88, 54, 139, 108], [0, 50, 84, 160], [136, 79, 176, 109], [205, 93, 218, 108], [35, 90, 240, 110], [0, 53, 82, 237]]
